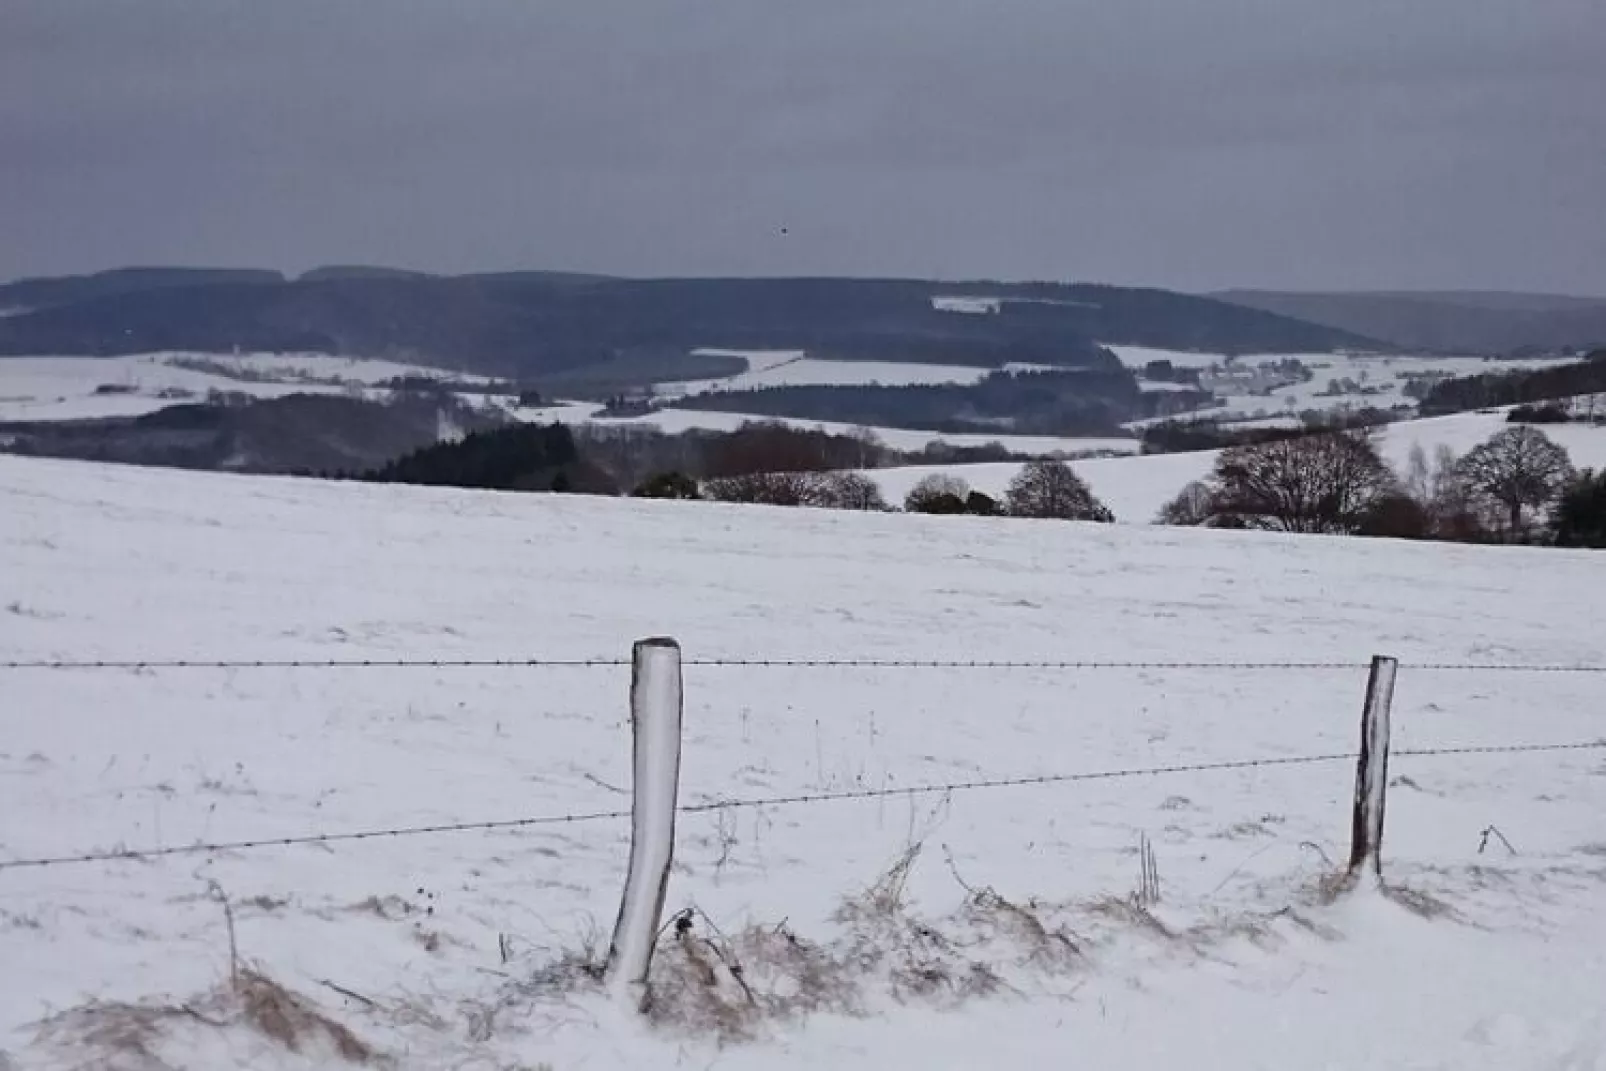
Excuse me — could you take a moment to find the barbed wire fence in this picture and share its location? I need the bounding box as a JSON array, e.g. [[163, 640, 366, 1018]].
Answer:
[[2, 642, 1604, 997], [7, 656, 1606, 671]]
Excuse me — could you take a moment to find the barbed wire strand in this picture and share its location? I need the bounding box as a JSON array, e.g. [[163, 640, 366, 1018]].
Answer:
[[1396, 740, 1606, 758], [1399, 663, 1606, 673], [4, 656, 1603, 672], [0, 657, 630, 671], [0, 808, 634, 872], [3, 739, 1600, 874]]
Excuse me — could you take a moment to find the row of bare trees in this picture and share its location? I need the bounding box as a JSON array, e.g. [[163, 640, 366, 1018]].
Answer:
[[902, 463, 1114, 521], [637, 458, 1117, 522], [700, 470, 892, 511], [1157, 425, 1581, 543]]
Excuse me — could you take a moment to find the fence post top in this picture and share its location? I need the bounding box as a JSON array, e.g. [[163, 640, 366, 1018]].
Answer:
[[634, 637, 681, 652]]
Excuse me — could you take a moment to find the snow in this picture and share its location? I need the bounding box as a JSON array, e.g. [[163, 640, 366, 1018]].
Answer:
[[868, 410, 1606, 522], [658, 358, 993, 398], [1107, 348, 1581, 428], [0, 353, 496, 423], [1106, 345, 1251, 371], [0, 347, 1134, 458], [3, 453, 1605, 1068], [514, 399, 1143, 456], [689, 348, 807, 372], [1383, 410, 1606, 469], [931, 295, 1001, 314]]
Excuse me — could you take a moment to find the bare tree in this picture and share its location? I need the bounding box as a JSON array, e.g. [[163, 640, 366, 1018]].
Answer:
[[1211, 431, 1395, 534], [904, 473, 973, 514], [1402, 443, 1432, 503], [847, 425, 883, 469], [805, 471, 890, 511], [1396, 443, 1490, 540], [1454, 426, 1575, 538], [1005, 459, 1114, 522], [1155, 480, 1218, 526]]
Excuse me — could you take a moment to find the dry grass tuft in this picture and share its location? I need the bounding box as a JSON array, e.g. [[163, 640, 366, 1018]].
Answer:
[[835, 843, 922, 922], [643, 917, 765, 1042], [236, 968, 375, 1062], [27, 967, 380, 1069], [635, 846, 1080, 1041], [1305, 865, 1460, 924], [1085, 895, 1176, 940], [958, 889, 1082, 972], [1381, 884, 1455, 920], [29, 1001, 194, 1071]]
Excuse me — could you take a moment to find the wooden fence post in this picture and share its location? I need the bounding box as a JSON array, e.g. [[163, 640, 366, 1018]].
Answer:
[[604, 637, 684, 1002], [1346, 654, 1398, 883]]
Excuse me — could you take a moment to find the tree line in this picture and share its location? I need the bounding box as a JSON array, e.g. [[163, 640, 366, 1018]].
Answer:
[[336, 411, 1605, 548], [346, 419, 1064, 499], [1139, 407, 1396, 455], [1416, 351, 1606, 416], [1156, 423, 1604, 547], [669, 368, 1178, 437], [636, 458, 1115, 523]]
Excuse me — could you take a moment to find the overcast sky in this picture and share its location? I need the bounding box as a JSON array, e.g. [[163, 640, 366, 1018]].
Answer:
[[3, 0, 1603, 293]]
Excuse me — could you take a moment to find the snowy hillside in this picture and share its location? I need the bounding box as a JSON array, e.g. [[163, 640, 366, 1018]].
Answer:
[[0, 353, 1146, 458], [1105, 346, 1578, 426], [2, 455, 1604, 1069], [514, 399, 1144, 456], [655, 351, 994, 398], [0, 353, 495, 423], [869, 411, 1606, 521]]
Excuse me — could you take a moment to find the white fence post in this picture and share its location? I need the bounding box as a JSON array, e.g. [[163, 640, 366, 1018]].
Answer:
[[604, 637, 684, 1002], [1346, 654, 1397, 883]]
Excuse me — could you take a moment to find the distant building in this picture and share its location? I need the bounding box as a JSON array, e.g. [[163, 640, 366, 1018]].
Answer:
[[1199, 367, 1296, 396], [931, 295, 1002, 315]]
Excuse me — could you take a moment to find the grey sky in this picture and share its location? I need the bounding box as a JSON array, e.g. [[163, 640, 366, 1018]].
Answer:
[[3, 0, 1603, 293]]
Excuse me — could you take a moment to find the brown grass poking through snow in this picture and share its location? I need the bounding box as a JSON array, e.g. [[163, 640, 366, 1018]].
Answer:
[[633, 845, 1080, 1043], [236, 969, 374, 1062], [27, 967, 379, 1069]]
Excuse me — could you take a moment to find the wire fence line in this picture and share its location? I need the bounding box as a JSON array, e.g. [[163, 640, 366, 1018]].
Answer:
[[5, 656, 1606, 673], [0, 657, 632, 671], [4, 738, 1601, 875]]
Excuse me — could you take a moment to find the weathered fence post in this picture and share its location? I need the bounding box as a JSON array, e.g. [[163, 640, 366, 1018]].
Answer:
[[604, 637, 684, 1002], [1346, 654, 1398, 884]]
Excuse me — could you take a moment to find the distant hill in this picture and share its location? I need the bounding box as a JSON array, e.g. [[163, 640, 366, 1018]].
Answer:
[[1213, 289, 1606, 355], [0, 267, 284, 315], [0, 269, 1378, 383], [297, 265, 436, 282]]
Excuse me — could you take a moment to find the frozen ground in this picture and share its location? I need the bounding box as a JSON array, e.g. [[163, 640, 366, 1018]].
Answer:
[[0, 353, 494, 423], [869, 410, 1606, 522], [2, 455, 1605, 1068]]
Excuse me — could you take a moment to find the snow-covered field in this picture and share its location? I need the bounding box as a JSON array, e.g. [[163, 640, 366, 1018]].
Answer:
[[869, 410, 1606, 521], [0, 353, 1143, 457], [516, 400, 1143, 457], [1106, 347, 1579, 427], [657, 354, 992, 398], [3, 454, 1606, 1069], [0, 354, 495, 423]]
